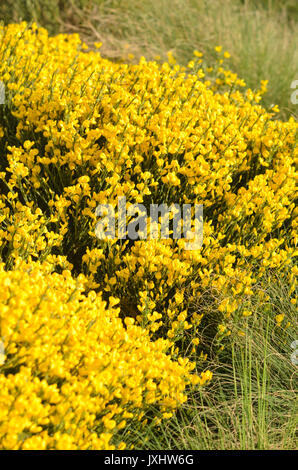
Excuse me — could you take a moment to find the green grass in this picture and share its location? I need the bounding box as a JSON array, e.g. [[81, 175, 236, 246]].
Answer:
[[120, 274, 298, 450], [1, 0, 297, 119]]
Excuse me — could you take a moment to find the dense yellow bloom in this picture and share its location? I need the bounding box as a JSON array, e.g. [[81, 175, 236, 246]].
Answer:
[[0, 260, 199, 449], [0, 22, 296, 449]]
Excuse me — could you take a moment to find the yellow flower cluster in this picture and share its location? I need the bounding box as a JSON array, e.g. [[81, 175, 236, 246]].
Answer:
[[0, 22, 296, 448], [0, 259, 202, 449]]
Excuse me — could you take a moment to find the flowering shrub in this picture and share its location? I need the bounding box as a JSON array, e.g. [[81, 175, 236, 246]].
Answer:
[[0, 258, 206, 449], [0, 23, 297, 448]]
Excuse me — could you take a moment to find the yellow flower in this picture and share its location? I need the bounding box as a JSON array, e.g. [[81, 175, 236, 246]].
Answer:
[[193, 50, 203, 58], [275, 314, 285, 325]]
